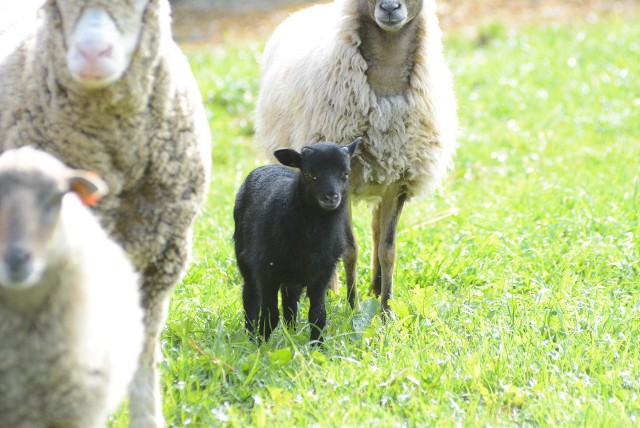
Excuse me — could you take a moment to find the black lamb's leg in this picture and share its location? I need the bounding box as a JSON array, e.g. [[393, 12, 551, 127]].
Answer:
[[258, 280, 280, 341], [242, 276, 259, 336], [281, 283, 302, 329], [307, 279, 329, 344]]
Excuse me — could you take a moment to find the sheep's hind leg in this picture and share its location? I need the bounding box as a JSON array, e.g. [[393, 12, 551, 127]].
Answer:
[[376, 185, 407, 316], [344, 202, 359, 310]]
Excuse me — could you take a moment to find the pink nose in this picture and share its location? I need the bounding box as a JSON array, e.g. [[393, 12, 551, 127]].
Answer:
[[76, 39, 113, 62]]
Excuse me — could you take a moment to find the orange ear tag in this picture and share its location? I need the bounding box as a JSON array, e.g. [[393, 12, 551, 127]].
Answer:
[[69, 171, 108, 206], [82, 193, 100, 207]]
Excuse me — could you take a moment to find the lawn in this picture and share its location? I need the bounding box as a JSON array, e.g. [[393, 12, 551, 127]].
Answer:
[[113, 11, 639, 427]]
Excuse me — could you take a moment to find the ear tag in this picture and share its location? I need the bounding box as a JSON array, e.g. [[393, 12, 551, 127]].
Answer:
[[69, 170, 108, 207]]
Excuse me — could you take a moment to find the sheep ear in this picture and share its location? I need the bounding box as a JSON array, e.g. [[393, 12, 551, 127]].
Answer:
[[274, 148, 302, 169], [344, 136, 362, 157], [301, 147, 315, 156], [68, 170, 109, 206]]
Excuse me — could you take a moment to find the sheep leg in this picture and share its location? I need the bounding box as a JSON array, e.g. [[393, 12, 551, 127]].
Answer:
[[370, 203, 382, 297], [258, 281, 280, 341], [129, 286, 170, 428], [307, 283, 328, 344], [281, 284, 302, 329], [242, 278, 260, 336], [328, 272, 339, 293], [376, 186, 407, 315], [344, 203, 359, 310]]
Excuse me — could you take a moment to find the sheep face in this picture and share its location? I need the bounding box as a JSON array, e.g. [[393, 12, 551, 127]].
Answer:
[[0, 175, 64, 289], [0, 148, 107, 290], [53, 0, 150, 89], [274, 138, 361, 211], [361, 0, 423, 31]]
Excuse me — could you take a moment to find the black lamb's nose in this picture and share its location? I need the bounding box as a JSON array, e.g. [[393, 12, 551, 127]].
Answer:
[[380, 0, 401, 13], [323, 192, 340, 205]]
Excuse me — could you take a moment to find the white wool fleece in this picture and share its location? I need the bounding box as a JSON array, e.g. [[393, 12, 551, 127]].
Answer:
[[255, 0, 458, 200]]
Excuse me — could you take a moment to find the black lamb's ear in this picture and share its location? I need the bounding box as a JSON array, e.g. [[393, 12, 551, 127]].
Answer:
[[344, 136, 362, 157], [274, 148, 302, 169]]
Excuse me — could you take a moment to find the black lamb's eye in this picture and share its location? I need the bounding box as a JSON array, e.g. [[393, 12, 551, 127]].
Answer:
[[342, 172, 350, 180]]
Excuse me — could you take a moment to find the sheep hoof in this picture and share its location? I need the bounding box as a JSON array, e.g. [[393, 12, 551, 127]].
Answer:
[[380, 304, 395, 323], [370, 280, 382, 297]]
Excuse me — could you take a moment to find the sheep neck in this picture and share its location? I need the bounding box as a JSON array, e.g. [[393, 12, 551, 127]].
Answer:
[[358, 15, 422, 98]]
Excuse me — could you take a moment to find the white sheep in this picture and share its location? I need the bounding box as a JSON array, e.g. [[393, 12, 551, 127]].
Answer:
[[0, 146, 144, 428], [255, 0, 458, 314], [0, 1, 211, 425]]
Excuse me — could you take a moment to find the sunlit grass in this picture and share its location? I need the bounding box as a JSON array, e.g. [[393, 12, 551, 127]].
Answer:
[[113, 14, 639, 427]]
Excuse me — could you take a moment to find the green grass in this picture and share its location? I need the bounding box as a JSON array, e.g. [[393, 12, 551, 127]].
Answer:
[[112, 15, 639, 427]]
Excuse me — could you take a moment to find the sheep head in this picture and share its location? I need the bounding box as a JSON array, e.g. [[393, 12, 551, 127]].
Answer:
[[274, 137, 361, 211], [0, 147, 107, 290], [48, 0, 151, 89], [360, 0, 423, 31]]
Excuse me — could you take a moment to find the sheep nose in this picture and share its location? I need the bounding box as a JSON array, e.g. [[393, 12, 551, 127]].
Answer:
[[76, 39, 114, 62], [4, 246, 32, 280], [380, 0, 401, 13], [322, 192, 340, 205]]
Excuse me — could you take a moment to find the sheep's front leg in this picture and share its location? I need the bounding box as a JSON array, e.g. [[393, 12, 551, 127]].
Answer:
[[258, 281, 280, 341], [307, 279, 330, 343], [281, 284, 302, 329], [242, 277, 260, 335], [129, 284, 170, 428], [370, 202, 382, 297], [344, 203, 359, 310], [373, 185, 407, 315]]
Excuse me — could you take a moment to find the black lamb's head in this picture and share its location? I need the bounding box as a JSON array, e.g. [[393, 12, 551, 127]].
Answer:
[[274, 137, 361, 211]]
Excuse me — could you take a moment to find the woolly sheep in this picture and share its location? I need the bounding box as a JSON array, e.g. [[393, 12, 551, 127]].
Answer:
[[255, 0, 458, 314], [0, 1, 211, 425], [0, 146, 144, 428], [234, 138, 361, 343]]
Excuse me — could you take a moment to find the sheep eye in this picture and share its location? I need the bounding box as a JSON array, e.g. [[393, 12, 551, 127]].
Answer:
[[42, 192, 63, 210], [41, 193, 63, 223], [303, 172, 316, 181]]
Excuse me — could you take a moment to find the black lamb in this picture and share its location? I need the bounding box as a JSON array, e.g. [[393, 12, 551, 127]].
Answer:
[[233, 138, 361, 343]]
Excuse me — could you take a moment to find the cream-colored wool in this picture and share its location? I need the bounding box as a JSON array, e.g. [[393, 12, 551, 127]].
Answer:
[[255, 0, 457, 312], [0, 1, 211, 426], [0, 147, 144, 428], [256, 0, 457, 199]]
